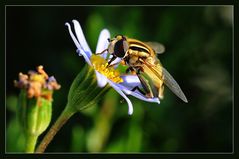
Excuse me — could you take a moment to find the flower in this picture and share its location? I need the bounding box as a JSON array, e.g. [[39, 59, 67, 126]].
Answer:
[[65, 20, 160, 115], [14, 65, 61, 101]]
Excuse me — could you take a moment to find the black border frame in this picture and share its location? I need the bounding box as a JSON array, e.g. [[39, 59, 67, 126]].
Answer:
[[1, 1, 238, 159]]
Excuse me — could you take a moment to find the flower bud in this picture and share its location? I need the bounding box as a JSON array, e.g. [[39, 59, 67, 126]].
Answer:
[[67, 65, 110, 112], [18, 90, 52, 136], [14, 65, 60, 136]]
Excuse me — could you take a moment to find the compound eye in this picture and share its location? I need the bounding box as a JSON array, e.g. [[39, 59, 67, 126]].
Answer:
[[114, 39, 128, 58], [123, 40, 129, 53], [108, 42, 114, 54]]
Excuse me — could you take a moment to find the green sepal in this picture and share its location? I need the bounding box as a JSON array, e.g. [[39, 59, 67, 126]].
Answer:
[[18, 90, 52, 136], [67, 65, 110, 112]]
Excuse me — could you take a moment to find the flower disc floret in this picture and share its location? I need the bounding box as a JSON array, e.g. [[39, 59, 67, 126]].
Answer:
[[14, 65, 61, 100], [90, 55, 123, 83]]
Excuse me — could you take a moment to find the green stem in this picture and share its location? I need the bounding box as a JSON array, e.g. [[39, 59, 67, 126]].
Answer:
[[25, 134, 38, 153], [35, 104, 76, 153]]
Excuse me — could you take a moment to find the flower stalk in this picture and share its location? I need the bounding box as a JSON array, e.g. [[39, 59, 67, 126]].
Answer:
[[25, 134, 38, 153], [35, 103, 76, 153]]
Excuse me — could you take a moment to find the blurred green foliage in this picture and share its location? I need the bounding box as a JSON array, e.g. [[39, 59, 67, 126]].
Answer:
[[6, 6, 232, 152]]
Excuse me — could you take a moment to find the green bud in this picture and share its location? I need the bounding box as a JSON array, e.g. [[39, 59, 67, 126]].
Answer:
[[18, 90, 52, 136], [67, 65, 110, 112]]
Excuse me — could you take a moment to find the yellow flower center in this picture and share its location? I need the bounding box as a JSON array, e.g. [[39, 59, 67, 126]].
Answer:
[[14, 65, 60, 100], [90, 54, 123, 83], [30, 74, 46, 84]]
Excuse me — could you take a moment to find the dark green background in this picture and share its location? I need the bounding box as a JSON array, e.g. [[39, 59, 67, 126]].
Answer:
[[6, 6, 233, 152]]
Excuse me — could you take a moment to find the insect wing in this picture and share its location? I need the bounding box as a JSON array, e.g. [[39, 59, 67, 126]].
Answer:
[[161, 67, 188, 103], [143, 61, 188, 103], [144, 42, 165, 54]]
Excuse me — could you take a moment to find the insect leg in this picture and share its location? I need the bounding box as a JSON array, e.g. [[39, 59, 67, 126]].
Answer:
[[126, 66, 136, 74], [158, 85, 164, 99], [108, 61, 122, 68], [107, 55, 117, 66], [95, 49, 108, 55], [130, 68, 154, 98], [131, 86, 146, 95]]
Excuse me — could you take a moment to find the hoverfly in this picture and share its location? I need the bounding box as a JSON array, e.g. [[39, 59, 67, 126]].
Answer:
[[97, 35, 188, 103]]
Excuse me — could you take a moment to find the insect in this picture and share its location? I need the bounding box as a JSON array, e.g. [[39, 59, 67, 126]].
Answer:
[[97, 35, 188, 103]]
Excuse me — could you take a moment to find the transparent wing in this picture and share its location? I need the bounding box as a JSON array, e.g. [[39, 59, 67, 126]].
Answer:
[[144, 42, 165, 54], [143, 60, 188, 103], [161, 67, 188, 103]]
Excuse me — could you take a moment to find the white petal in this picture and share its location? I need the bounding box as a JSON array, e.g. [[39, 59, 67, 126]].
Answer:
[[117, 84, 160, 104], [121, 75, 141, 88], [65, 22, 92, 65], [96, 29, 110, 59], [107, 80, 133, 115], [119, 75, 160, 104], [65, 22, 82, 51], [95, 71, 108, 87], [76, 49, 92, 66], [94, 29, 111, 87], [72, 20, 92, 56]]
